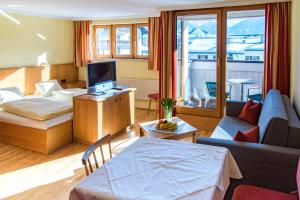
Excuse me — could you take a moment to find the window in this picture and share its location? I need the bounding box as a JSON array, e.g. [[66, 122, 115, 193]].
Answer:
[[226, 9, 265, 102], [93, 25, 111, 58], [197, 55, 208, 60], [93, 23, 148, 59], [176, 6, 265, 118], [113, 25, 132, 57], [227, 54, 233, 60], [245, 56, 260, 61], [135, 24, 149, 58], [176, 13, 219, 114]]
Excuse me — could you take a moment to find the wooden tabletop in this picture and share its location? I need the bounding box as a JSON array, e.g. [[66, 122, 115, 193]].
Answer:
[[139, 117, 198, 142], [74, 88, 136, 102]]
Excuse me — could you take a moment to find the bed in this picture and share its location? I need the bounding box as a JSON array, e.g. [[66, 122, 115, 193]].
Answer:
[[0, 80, 86, 154]]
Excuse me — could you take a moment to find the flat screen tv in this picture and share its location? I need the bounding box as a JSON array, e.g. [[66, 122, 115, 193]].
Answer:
[[86, 61, 116, 93]]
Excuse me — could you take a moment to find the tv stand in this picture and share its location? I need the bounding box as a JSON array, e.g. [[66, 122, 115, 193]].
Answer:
[[89, 91, 106, 96], [73, 88, 136, 145]]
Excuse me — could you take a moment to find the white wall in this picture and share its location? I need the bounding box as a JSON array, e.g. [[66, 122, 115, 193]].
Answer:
[[291, 0, 300, 115], [0, 12, 74, 68]]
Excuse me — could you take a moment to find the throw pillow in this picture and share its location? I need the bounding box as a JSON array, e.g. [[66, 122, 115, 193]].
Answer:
[[239, 99, 262, 125], [34, 80, 63, 97], [234, 126, 259, 143], [0, 87, 24, 104]]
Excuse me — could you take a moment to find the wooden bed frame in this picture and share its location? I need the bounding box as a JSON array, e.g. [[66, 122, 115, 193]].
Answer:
[[0, 120, 73, 154], [0, 64, 78, 154]]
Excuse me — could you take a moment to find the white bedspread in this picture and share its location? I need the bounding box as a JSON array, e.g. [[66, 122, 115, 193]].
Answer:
[[0, 98, 72, 120], [0, 110, 72, 130], [52, 88, 87, 103], [70, 137, 242, 200]]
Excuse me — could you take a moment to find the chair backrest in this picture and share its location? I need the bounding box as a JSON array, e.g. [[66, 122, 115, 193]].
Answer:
[[205, 81, 216, 97], [82, 134, 112, 176]]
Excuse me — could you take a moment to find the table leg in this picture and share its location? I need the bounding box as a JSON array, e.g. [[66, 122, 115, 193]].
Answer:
[[241, 83, 244, 101], [140, 128, 144, 137], [192, 132, 196, 143]]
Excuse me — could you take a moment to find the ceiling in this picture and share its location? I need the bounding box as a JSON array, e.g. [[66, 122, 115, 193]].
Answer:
[[0, 0, 284, 20]]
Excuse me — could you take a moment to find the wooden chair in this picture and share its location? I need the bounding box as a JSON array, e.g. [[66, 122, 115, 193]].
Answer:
[[82, 134, 112, 176], [247, 86, 263, 102], [205, 81, 232, 99], [147, 93, 160, 119]]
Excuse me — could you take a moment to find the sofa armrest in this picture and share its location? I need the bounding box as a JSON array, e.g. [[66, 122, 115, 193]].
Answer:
[[226, 101, 246, 117], [197, 137, 300, 199]]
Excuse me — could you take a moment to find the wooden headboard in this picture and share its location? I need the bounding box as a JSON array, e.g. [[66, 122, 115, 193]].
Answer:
[[0, 63, 79, 95]]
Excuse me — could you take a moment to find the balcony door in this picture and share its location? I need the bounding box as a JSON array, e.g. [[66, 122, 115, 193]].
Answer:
[[175, 6, 266, 118], [176, 10, 222, 118], [224, 9, 265, 103]]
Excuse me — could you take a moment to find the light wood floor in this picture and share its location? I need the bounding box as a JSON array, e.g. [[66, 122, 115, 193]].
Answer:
[[0, 109, 214, 200]]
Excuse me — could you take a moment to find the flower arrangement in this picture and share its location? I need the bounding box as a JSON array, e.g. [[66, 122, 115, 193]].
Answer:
[[161, 98, 176, 120]]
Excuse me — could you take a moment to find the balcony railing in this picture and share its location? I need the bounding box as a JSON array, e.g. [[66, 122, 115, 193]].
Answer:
[[177, 60, 264, 102]]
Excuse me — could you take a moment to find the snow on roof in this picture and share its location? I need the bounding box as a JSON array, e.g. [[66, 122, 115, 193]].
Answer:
[[226, 43, 253, 53], [246, 43, 264, 51], [188, 38, 264, 54], [189, 39, 216, 52]]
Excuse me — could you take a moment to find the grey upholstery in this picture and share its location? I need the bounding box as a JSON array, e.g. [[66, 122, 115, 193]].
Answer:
[[282, 95, 300, 148], [258, 90, 288, 145], [212, 89, 291, 147], [196, 137, 300, 200], [225, 101, 246, 117], [196, 89, 300, 199], [210, 116, 255, 140]]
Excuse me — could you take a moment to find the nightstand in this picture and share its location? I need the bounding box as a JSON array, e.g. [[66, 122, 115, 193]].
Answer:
[[61, 81, 86, 89]]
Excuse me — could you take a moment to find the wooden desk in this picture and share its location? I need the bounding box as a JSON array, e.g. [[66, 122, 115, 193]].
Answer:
[[73, 88, 135, 145]]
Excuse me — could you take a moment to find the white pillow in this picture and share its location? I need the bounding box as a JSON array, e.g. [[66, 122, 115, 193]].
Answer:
[[0, 87, 24, 104], [35, 80, 63, 97]]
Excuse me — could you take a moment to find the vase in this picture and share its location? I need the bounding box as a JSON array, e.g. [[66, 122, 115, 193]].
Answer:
[[164, 109, 172, 121]]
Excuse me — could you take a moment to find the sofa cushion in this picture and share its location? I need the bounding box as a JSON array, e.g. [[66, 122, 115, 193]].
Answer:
[[258, 89, 288, 145], [232, 184, 297, 200], [234, 126, 259, 143], [297, 158, 300, 198], [239, 99, 262, 125], [282, 95, 300, 148], [211, 116, 255, 140]]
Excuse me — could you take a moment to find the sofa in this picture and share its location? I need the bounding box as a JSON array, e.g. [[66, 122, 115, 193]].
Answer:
[[197, 89, 300, 199], [210, 89, 300, 147]]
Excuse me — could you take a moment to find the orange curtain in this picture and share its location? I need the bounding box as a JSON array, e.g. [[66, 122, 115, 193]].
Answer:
[[148, 17, 160, 71], [74, 21, 91, 67], [264, 2, 290, 96], [158, 11, 177, 117]]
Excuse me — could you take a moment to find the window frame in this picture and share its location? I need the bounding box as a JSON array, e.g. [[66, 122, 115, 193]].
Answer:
[[133, 23, 149, 59], [112, 24, 133, 59], [92, 23, 149, 59], [175, 5, 266, 118], [93, 25, 113, 58]]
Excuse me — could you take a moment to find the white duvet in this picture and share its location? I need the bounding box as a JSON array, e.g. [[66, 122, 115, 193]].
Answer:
[[0, 98, 72, 121], [52, 88, 87, 103]]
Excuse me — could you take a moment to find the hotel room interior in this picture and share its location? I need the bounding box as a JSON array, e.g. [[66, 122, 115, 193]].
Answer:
[[0, 0, 300, 199]]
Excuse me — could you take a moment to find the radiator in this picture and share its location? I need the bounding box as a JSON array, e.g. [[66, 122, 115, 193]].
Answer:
[[117, 78, 159, 100]]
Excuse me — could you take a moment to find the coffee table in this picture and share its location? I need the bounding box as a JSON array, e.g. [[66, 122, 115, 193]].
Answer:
[[139, 117, 198, 143]]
